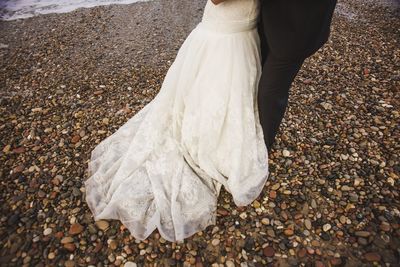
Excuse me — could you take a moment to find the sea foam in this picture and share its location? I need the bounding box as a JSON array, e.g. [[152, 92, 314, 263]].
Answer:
[[0, 0, 150, 21]]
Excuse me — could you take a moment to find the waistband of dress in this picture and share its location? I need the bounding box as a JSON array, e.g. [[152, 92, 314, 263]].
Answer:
[[198, 18, 258, 34]]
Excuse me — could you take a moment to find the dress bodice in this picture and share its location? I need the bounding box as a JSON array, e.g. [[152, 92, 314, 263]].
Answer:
[[202, 0, 260, 23]]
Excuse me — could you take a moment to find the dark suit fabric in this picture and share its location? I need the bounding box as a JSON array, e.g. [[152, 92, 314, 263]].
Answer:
[[257, 0, 337, 150], [259, 0, 337, 62]]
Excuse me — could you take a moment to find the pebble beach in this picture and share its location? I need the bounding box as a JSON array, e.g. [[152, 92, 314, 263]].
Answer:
[[0, 0, 399, 266]]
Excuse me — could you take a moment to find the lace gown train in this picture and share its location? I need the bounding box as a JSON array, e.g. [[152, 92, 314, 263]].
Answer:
[[84, 0, 269, 242]]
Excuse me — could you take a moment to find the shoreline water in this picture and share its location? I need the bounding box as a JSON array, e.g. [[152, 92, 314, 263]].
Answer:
[[0, 0, 151, 21], [1, 0, 399, 22]]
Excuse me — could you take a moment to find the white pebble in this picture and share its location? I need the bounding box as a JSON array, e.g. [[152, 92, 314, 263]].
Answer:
[[282, 149, 291, 157], [211, 239, 220, 246], [43, 228, 52, 236], [323, 223, 331, 232], [124, 262, 137, 267]]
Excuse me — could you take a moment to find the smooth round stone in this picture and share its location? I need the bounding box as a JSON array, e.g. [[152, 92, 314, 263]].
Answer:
[[61, 236, 74, 244], [323, 224, 331, 232], [341, 185, 351, 191], [269, 191, 277, 198], [124, 262, 138, 267], [339, 215, 347, 224], [354, 178, 362, 186], [358, 237, 368, 246], [225, 261, 235, 267], [212, 239, 220, 246], [95, 220, 109, 231], [320, 232, 331, 241], [69, 223, 84, 235], [330, 258, 343, 266], [109, 240, 118, 250], [48, 252, 55, 260], [252, 200, 261, 208], [88, 224, 98, 234], [72, 187, 81, 197], [289, 249, 296, 256], [283, 150, 291, 157], [261, 218, 270, 225], [380, 222, 391, 231], [108, 254, 116, 262], [63, 243, 76, 252], [304, 219, 312, 230], [271, 183, 280, 190], [306, 247, 315, 255], [211, 226, 219, 235], [23, 256, 31, 264], [43, 228, 52, 236], [311, 199, 317, 209], [349, 193, 359, 202], [267, 229, 275, 237], [311, 240, 320, 247], [364, 252, 381, 262], [297, 248, 307, 257], [284, 229, 294, 236], [355, 231, 371, 238], [263, 246, 275, 257]]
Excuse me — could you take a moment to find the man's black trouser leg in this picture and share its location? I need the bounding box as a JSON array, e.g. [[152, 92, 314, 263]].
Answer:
[[257, 51, 305, 150]]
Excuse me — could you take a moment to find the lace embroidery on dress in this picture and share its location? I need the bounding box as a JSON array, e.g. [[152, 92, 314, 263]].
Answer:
[[84, 0, 268, 242]]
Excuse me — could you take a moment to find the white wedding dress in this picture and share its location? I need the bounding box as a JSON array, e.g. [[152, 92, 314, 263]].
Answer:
[[85, 0, 269, 242]]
